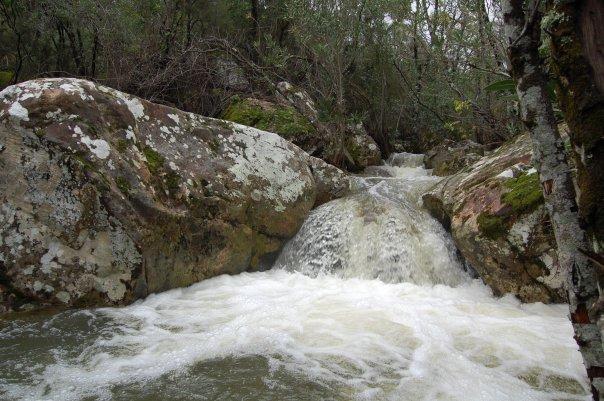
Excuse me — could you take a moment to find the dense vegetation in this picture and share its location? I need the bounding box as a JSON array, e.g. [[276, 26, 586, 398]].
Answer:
[[0, 0, 518, 153]]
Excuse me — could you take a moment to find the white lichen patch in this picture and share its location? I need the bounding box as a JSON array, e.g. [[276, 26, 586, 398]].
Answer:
[[98, 84, 146, 120], [56, 291, 71, 303], [125, 126, 136, 141], [509, 209, 541, 249], [8, 101, 29, 121], [168, 113, 180, 124], [59, 82, 94, 101], [496, 169, 514, 179], [225, 123, 310, 208], [75, 127, 110, 160]]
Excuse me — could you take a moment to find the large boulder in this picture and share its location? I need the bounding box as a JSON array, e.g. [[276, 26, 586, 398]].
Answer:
[[423, 134, 565, 303], [425, 139, 485, 176], [0, 78, 352, 313], [223, 82, 381, 172]]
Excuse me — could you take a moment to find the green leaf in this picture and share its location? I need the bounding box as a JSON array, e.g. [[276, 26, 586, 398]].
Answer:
[[485, 79, 516, 93]]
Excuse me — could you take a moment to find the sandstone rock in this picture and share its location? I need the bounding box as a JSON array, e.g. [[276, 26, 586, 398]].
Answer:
[[425, 139, 485, 176], [423, 134, 565, 303], [0, 78, 351, 313]]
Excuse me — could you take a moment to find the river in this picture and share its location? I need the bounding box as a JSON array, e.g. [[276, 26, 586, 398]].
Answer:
[[0, 154, 589, 401]]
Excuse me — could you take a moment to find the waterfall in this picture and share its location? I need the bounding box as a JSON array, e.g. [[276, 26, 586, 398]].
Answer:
[[0, 154, 589, 401], [274, 154, 467, 286]]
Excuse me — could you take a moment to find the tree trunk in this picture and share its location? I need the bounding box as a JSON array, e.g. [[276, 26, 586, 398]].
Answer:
[[545, 0, 604, 256], [502, 0, 604, 398]]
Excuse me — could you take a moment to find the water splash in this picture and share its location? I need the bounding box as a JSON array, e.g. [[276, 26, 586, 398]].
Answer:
[[275, 153, 466, 286], [0, 153, 589, 401]]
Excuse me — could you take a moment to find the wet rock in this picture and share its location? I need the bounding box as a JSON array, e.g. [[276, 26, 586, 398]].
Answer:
[[0, 78, 351, 313], [423, 134, 565, 303], [309, 156, 354, 206], [362, 165, 394, 178], [425, 139, 485, 176]]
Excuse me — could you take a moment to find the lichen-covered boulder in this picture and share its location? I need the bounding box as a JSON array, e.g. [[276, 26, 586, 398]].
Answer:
[[425, 139, 485, 176], [0, 78, 350, 313], [341, 123, 382, 172], [224, 82, 382, 172], [423, 134, 564, 303], [276, 81, 321, 124]]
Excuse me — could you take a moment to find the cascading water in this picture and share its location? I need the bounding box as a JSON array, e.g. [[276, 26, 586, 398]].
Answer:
[[0, 154, 589, 401]]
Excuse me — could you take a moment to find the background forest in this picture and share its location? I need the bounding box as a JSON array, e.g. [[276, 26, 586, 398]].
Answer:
[[0, 0, 520, 154]]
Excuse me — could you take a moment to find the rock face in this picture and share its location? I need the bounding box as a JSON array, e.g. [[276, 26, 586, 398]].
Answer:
[[223, 82, 381, 172], [423, 135, 565, 303], [425, 139, 485, 176], [0, 78, 352, 313]]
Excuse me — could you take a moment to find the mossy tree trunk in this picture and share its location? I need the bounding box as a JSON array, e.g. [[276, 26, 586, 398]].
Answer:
[[502, 0, 604, 398], [544, 0, 604, 257]]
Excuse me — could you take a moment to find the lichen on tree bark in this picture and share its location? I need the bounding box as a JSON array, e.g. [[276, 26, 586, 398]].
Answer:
[[502, 0, 604, 398]]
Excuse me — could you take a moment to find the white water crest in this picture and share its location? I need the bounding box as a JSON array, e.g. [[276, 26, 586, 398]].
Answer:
[[274, 157, 467, 286], [0, 153, 589, 401]]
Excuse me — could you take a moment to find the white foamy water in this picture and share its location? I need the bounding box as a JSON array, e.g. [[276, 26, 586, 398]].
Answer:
[[0, 153, 589, 401], [274, 155, 465, 286]]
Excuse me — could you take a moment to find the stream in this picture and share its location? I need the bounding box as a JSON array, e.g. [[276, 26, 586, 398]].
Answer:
[[0, 154, 589, 401]]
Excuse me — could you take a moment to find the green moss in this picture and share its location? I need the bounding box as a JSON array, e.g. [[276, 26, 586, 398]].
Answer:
[[115, 176, 131, 194], [142, 146, 164, 174], [502, 173, 544, 214], [116, 139, 129, 153], [73, 153, 94, 171], [477, 213, 507, 239], [222, 98, 315, 139], [0, 71, 13, 87], [164, 171, 180, 194], [475, 172, 544, 240]]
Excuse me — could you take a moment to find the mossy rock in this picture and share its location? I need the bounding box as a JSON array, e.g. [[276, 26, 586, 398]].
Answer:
[[477, 213, 507, 239], [502, 172, 544, 214], [115, 176, 131, 194], [222, 97, 315, 140], [477, 172, 544, 240], [142, 146, 165, 174]]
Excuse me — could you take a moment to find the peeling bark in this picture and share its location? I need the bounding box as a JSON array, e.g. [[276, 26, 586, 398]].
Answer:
[[502, 0, 604, 398]]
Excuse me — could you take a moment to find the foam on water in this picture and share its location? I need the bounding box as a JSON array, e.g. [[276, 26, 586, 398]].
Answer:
[[0, 272, 588, 401], [0, 152, 589, 401], [274, 171, 467, 285]]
